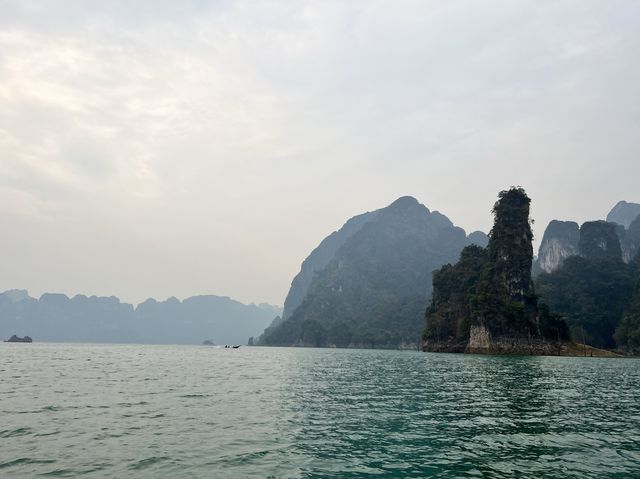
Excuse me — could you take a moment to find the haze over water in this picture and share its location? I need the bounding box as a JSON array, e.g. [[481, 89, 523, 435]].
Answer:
[[1, 344, 639, 477]]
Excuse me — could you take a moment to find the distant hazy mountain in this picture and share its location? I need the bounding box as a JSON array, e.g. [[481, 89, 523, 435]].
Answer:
[[536, 200, 640, 274], [0, 291, 281, 345], [282, 210, 379, 320], [465, 230, 490, 248], [607, 200, 640, 229], [1, 289, 32, 303], [259, 196, 487, 348]]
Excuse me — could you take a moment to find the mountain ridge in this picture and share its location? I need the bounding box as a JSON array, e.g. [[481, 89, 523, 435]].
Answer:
[[260, 196, 488, 348], [0, 290, 281, 345]]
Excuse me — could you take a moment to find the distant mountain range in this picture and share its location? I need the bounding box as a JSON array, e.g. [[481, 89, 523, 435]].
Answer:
[[0, 290, 281, 345], [259, 196, 488, 348], [5, 197, 638, 352]]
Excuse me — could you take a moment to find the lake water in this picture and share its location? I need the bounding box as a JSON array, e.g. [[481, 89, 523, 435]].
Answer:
[[1, 343, 639, 478]]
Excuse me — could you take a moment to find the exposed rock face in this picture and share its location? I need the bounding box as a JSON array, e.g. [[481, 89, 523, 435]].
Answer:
[[536, 221, 580, 273], [537, 217, 638, 270], [467, 325, 491, 351], [607, 200, 640, 229], [261, 196, 485, 348], [535, 200, 640, 273], [617, 217, 640, 264], [465, 325, 561, 355]]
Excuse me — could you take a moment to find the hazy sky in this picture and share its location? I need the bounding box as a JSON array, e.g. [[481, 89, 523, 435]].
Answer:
[[1, 1, 639, 306]]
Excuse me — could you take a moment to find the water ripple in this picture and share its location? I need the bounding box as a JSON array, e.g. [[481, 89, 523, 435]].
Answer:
[[1, 344, 639, 477]]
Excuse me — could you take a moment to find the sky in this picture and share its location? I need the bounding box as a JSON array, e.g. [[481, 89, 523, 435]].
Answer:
[[1, 0, 639, 306]]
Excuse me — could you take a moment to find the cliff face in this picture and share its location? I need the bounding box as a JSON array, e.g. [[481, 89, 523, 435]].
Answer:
[[423, 187, 566, 355], [535, 200, 640, 273], [617, 216, 640, 264], [465, 325, 561, 355], [537, 221, 580, 273], [260, 196, 487, 348], [607, 200, 640, 229], [579, 221, 623, 261], [536, 217, 640, 273]]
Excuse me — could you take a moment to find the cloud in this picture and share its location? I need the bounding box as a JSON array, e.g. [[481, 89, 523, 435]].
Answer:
[[0, 0, 639, 304]]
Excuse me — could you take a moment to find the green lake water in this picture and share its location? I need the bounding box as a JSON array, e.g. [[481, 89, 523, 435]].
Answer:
[[1, 343, 639, 477]]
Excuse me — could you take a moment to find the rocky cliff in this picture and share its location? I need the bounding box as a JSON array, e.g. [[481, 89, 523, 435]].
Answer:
[[423, 187, 568, 355], [536, 200, 640, 274], [617, 216, 640, 263], [536, 221, 580, 273]]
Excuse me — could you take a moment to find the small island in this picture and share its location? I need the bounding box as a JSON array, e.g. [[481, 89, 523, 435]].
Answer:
[[4, 334, 33, 343], [422, 187, 617, 356]]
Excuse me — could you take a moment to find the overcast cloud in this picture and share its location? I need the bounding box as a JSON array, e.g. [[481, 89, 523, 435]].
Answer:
[[1, 0, 639, 305]]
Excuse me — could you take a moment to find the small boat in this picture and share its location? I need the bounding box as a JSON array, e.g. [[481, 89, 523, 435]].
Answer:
[[232, 345, 240, 349], [4, 335, 32, 343]]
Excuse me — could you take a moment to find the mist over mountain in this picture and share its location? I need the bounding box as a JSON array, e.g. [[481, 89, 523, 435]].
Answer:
[[282, 210, 379, 320], [260, 196, 487, 348], [607, 201, 640, 229], [536, 201, 640, 274], [0, 291, 280, 345]]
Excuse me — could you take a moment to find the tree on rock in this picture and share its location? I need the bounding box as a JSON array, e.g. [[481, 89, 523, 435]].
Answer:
[[424, 187, 568, 353]]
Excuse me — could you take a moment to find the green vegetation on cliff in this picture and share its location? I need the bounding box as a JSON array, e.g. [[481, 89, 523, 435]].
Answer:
[[536, 221, 639, 350], [614, 266, 640, 354], [424, 245, 486, 346], [475, 188, 539, 337], [578, 221, 623, 261], [536, 257, 634, 349], [259, 197, 487, 348], [424, 187, 568, 353]]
